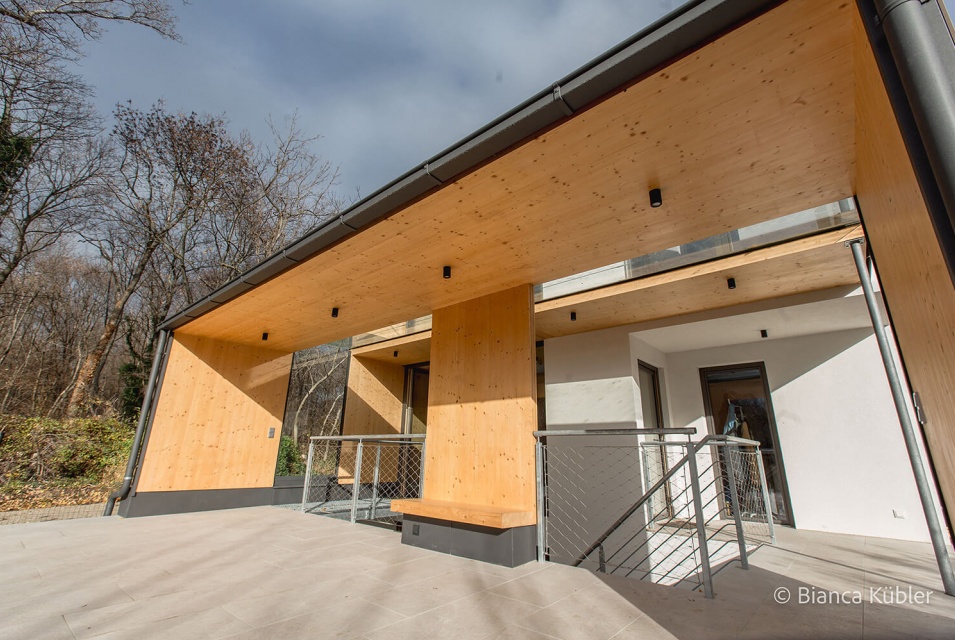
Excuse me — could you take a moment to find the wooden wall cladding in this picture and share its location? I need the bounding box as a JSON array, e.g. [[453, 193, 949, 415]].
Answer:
[[339, 355, 405, 483], [421, 285, 538, 516], [136, 334, 292, 492], [853, 7, 955, 518], [341, 356, 405, 437]]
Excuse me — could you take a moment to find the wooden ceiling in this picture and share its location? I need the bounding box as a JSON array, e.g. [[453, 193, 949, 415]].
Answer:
[[177, 0, 856, 352], [351, 331, 432, 365], [535, 226, 864, 339]]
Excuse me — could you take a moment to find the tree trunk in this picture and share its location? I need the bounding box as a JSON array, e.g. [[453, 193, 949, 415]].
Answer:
[[66, 240, 157, 416]]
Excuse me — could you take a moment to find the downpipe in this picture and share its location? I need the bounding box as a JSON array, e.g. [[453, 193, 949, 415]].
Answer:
[[874, 0, 955, 239], [103, 329, 171, 516]]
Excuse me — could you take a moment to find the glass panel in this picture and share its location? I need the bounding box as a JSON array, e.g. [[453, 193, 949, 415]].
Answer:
[[535, 198, 858, 302], [409, 367, 429, 435], [537, 343, 546, 430], [638, 364, 661, 430], [352, 316, 431, 349], [275, 339, 350, 477], [703, 366, 790, 525]]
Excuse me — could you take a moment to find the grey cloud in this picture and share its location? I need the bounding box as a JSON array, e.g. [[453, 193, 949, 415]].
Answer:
[[78, 0, 679, 197]]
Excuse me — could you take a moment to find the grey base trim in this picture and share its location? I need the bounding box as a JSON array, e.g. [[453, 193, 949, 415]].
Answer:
[[119, 485, 302, 518], [401, 515, 537, 567]]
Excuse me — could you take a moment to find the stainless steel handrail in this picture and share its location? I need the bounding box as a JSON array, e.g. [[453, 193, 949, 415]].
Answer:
[[308, 433, 426, 442], [533, 428, 696, 437]]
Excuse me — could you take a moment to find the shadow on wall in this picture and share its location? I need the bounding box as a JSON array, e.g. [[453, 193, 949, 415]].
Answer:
[[665, 327, 872, 430], [174, 333, 294, 421]]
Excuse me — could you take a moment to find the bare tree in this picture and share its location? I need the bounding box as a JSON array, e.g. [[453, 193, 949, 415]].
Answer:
[[0, 32, 107, 290], [67, 103, 253, 415], [0, 0, 179, 58]]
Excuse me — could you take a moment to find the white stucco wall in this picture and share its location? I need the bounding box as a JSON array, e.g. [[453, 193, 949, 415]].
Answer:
[[544, 325, 931, 542], [544, 326, 641, 430], [666, 329, 929, 542]]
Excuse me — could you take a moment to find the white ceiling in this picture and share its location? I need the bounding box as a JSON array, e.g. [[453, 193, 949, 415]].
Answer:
[[633, 289, 879, 353]]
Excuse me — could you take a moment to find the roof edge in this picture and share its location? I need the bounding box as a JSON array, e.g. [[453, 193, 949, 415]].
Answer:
[[161, 0, 779, 332]]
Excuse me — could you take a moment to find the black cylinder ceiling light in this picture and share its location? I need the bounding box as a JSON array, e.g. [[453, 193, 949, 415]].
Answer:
[[649, 188, 663, 208]]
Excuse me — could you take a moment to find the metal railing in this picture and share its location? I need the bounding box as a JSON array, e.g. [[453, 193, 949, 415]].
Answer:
[[301, 434, 426, 525], [535, 429, 774, 598]]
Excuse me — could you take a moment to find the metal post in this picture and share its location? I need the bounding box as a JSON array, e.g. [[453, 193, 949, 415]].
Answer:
[[848, 239, 955, 596], [536, 438, 547, 563], [301, 439, 316, 513], [686, 443, 714, 598], [641, 445, 654, 522], [418, 441, 426, 497], [350, 441, 364, 524], [754, 447, 776, 545], [370, 443, 382, 521], [723, 444, 749, 570], [598, 544, 607, 573]]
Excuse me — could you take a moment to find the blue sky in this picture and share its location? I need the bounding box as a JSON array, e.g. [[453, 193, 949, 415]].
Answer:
[[76, 1, 679, 199]]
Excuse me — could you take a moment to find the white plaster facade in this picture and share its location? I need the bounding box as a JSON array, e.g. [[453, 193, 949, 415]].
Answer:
[[543, 292, 932, 542]]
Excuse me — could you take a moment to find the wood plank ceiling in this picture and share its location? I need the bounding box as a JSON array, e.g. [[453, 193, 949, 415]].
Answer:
[[177, 0, 855, 353]]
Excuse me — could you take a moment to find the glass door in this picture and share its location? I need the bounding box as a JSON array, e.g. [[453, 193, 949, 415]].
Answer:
[[638, 362, 672, 519], [700, 363, 792, 525]]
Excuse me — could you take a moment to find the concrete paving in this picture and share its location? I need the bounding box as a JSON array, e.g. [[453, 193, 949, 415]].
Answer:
[[1, 505, 953, 639]]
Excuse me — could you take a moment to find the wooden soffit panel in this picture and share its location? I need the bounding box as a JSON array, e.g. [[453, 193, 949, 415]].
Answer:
[[535, 226, 864, 339], [177, 0, 855, 353], [350, 331, 432, 365]]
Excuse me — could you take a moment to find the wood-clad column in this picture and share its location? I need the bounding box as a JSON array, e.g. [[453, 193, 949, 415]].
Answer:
[[136, 334, 293, 492], [420, 284, 538, 522], [854, 8, 955, 521]]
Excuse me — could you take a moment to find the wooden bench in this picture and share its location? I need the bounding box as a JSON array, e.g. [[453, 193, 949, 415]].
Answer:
[[390, 498, 536, 529]]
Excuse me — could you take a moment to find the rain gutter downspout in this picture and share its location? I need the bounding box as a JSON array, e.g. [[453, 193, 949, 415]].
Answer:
[[875, 0, 955, 244], [847, 239, 955, 597], [104, 329, 171, 516]]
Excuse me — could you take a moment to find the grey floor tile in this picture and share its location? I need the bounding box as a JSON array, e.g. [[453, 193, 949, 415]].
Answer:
[[0, 613, 76, 640], [482, 626, 563, 640], [519, 583, 645, 640], [368, 569, 509, 617], [607, 616, 680, 640], [359, 554, 475, 587], [64, 589, 235, 639], [0, 583, 134, 627], [488, 564, 597, 608], [737, 600, 864, 640], [365, 592, 540, 640], [222, 599, 404, 640], [222, 573, 395, 627], [84, 606, 252, 639]]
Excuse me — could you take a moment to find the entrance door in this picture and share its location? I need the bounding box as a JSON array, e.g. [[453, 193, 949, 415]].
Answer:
[[638, 362, 672, 519], [403, 363, 429, 435], [700, 363, 792, 525], [398, 363, 429, 498]]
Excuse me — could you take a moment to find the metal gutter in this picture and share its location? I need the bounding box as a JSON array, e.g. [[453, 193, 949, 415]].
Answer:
[[160, 0, 779, 332]]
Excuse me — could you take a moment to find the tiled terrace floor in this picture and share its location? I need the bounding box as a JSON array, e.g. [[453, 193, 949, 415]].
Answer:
[[1, 506, 953, 639]]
